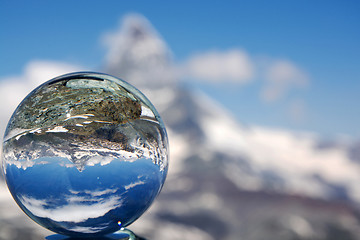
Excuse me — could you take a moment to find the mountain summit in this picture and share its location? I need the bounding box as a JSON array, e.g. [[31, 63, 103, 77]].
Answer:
[[104, 14, 176, 90]]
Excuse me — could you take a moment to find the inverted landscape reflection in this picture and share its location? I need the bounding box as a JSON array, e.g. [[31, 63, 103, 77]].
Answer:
[[6, 156, 164, 236], [2, 72, 169, 237]]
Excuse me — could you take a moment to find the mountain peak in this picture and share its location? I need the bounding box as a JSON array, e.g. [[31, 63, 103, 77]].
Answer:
[[104, 14, 175, 89], [122, 14, 153, 40]]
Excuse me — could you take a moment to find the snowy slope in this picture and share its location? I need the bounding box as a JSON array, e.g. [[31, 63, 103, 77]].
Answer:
[[181, 92, 360, 201]]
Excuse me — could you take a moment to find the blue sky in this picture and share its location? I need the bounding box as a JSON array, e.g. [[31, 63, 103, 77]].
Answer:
[[1, 1, 360, 138]]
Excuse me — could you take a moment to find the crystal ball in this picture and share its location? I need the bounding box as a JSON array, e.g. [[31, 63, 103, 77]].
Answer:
[[2, 72, 169, 237]]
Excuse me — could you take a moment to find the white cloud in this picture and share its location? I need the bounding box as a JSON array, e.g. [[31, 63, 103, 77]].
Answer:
[[0, 60, 81, 136], [261, 60, 309, 102], [22, 194, 122, 223], [181, 49, 254, 83], [124, 180, 145, 190]]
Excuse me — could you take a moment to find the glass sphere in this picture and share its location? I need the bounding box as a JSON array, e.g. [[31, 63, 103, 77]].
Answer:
[[2, 72, 169, 237]]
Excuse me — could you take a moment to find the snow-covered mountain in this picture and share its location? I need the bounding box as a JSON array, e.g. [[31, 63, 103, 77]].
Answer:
[[104, 14, 176, 91], [103, 14, 360, 204], [1, 14, 360, 240], [104, 14, 360, 239]]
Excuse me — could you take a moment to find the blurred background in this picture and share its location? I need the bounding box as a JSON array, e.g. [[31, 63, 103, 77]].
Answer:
[[1, 1, 360, 239]]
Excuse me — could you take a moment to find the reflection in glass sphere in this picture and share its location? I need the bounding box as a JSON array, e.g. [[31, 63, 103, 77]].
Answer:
[[2, 72, 169, 237]]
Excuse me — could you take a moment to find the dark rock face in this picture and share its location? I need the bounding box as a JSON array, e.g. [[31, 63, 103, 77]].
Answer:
[[7, 77, 141, 133]]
